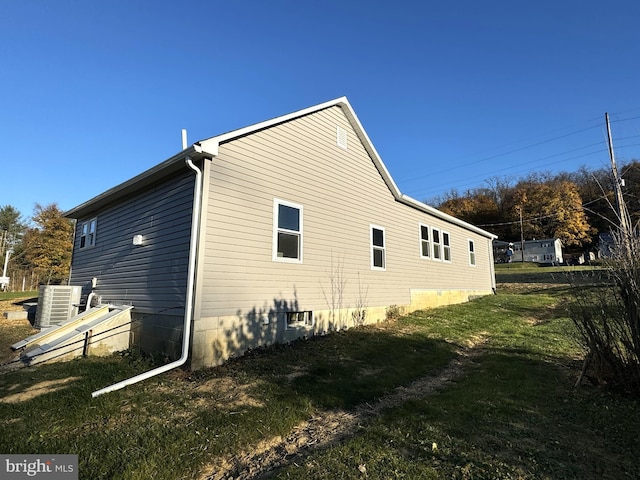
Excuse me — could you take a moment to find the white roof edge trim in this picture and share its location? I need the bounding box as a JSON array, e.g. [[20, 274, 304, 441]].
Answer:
[[400, 194, 498, 239], [196, 97, 352, 158], [64, 145, 207, 218], [195, 96, 493, 239], [337, 98, 402, 197], [196, 96, 403, 195]]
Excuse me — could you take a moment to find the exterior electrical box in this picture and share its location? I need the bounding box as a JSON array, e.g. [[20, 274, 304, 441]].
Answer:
[[35, 285, 82, 329]]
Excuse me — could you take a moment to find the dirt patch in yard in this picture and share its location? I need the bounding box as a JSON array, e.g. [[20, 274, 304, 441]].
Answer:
[[0, 377, 81, 404], [201, 340, 486, 480], [194, 377, 266, 410]]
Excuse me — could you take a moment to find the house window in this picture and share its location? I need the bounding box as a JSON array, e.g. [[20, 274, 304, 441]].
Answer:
[[273, 199, 303, 262], [469, 240, 476, 266], [420, 224, 431, 258], [79, 218, 97, 249], [286, 311, 314, 329], [371, 225, 385, 270], [443, 232, 451, 262], [432, 228, 441, 260]]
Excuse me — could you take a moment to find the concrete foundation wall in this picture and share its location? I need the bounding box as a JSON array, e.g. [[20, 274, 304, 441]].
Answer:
[[190, 288, 492, 369], [131, 313, 184, 362]]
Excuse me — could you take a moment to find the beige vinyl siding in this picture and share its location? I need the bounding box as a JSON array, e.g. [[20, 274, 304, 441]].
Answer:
[[199, 105, 493, 318]]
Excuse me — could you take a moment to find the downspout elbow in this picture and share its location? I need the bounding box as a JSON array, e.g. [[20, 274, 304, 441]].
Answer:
[[91, 156, 203, 397]]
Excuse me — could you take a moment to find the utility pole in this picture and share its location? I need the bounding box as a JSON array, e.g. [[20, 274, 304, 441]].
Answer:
[[605, 112, 631, 240], [519, 205, 525, 262]]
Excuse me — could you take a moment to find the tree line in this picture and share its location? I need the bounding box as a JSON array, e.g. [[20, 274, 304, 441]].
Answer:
[[0, 204, 73, 291], [432, 160, 640, 249]]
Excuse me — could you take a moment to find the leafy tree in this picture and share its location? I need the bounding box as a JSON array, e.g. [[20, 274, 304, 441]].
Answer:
[[504, 179, 591, 246], [438, 192, 504, 235], [22, 203, 74, 285]]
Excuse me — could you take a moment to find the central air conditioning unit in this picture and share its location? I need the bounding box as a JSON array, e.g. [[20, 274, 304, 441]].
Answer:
[[35, 285, 82, 329]]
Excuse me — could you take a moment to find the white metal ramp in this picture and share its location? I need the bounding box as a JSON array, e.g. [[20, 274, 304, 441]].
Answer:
[[10, 305, 133, 366]]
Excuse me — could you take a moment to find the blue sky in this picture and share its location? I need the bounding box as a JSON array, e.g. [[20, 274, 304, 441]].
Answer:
[[2, 0, 640, 221]]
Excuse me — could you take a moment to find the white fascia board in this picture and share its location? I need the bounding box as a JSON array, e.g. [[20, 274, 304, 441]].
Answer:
[[337, 99, 494, 240], [338, 98, 402, 197], [195, 97, 493, 240], [195, 97, 354, 159], [64, 145, 207, 218]]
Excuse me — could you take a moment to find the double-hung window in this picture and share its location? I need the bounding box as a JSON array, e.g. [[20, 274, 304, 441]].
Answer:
[[371, 225, 386, 270], [432, 228, 442, 260], [80, 218, 97, 249], [273, 199, 303, 262], [469, 240, 476, 266], [420, 224, 431, 259], [443, 232, 451, 262]]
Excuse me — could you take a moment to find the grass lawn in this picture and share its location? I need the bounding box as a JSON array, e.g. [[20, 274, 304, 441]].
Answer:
[[1, 282, 639, 479], [495, 263, 607, 285], [0, 291, 38, 363]]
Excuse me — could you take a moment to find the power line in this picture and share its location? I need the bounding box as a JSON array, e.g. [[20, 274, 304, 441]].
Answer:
[[397, 112, 640, 199], [397, 120, 606, 185], [411, 146, 611, 200], [408, 139, 640, 201]]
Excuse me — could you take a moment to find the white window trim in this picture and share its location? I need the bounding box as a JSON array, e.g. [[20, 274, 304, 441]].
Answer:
[[285, 311, 314, 330], [442, 230, 452, 263], [272, 198, 303, 263], [79, 218, 97, 249], [432, 227, 442, 261], [468, 239, 476, 266], [370, 224, 386, 271], [419, 223, 431, 259]]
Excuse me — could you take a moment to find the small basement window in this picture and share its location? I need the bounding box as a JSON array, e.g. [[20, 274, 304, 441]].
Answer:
[[80, 218, 97, 249], [286, 311, 313, 329]]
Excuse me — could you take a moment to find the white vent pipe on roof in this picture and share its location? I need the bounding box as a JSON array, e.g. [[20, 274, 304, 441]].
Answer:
[[92, 156, 202, 397], [182, 129, 188, 150]]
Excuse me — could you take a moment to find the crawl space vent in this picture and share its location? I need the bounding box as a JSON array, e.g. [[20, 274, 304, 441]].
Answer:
[[336, 126, 347, 149]]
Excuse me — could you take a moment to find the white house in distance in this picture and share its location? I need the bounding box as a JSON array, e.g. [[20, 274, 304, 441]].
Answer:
[[493, 238, 563, 265], [64, 97, 497, 369]]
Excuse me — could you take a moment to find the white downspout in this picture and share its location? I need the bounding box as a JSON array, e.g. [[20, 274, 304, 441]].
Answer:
[[92, 157, 202, 397]]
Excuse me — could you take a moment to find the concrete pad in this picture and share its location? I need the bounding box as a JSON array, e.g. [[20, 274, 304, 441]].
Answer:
[[3, 311, 28, 320]]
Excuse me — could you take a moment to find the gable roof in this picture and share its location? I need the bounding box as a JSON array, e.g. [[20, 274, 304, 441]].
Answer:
[[64, 97, 496, 239]]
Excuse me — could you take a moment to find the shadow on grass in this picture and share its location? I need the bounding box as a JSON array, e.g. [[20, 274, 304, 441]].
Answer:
[[222, 328, 457, 410], [0, 327, 459, 480], [276, 348, 640, 480]]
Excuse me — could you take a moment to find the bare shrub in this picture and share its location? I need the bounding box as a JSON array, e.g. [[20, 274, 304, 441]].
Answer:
[[571, 229, 640, 395]]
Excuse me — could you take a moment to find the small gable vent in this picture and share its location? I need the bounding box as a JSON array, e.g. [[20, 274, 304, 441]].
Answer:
[[336, 126, 347, 149]]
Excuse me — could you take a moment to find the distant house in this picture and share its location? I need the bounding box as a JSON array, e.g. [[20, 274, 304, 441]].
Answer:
[[493, 238, 563, 265], [597, 232, 615, 258], [65, 97, 497, 369]]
